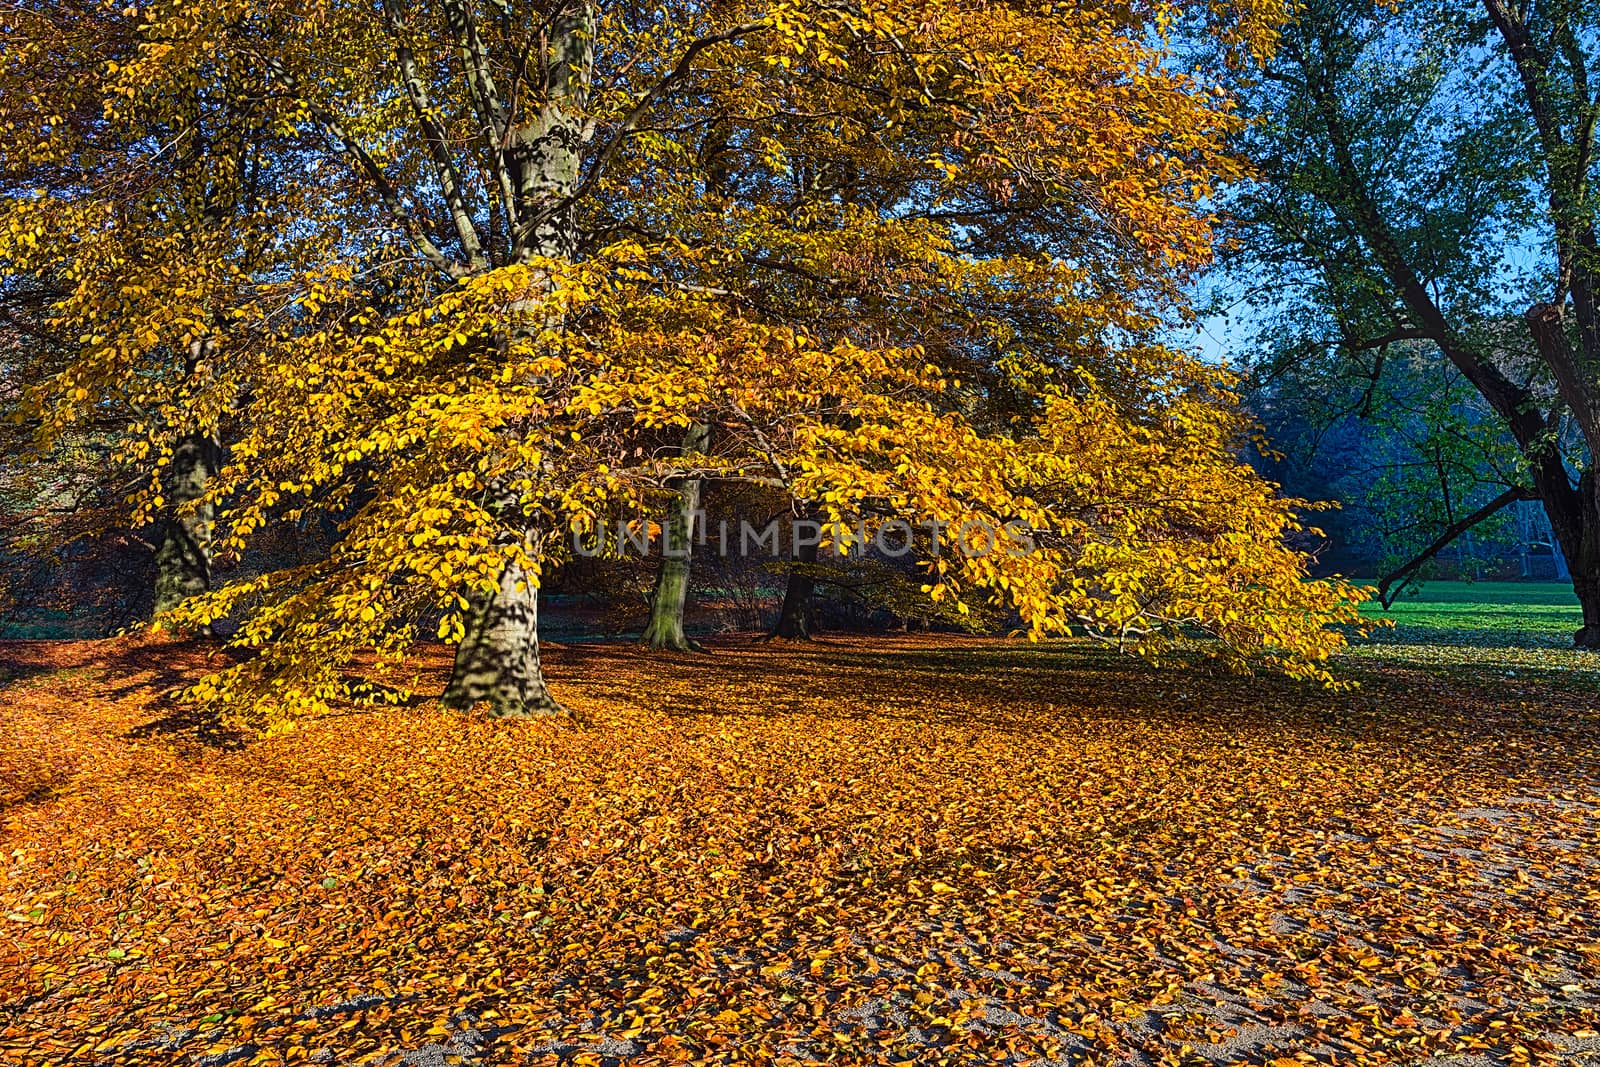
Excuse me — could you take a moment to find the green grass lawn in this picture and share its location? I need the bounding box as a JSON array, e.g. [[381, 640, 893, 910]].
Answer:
[[1345, 579, 1600, 685], [1359, 579, 1582, 645]]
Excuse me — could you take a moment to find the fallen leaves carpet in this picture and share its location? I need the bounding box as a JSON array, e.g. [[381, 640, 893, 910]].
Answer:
[[2, 636, 1598, 1066]]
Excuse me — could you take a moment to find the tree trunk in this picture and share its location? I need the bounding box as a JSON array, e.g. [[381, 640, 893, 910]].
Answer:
[[441, 4, 592, 709], [442, 535, 566, 716], [1575, 571, 1600, 648], [641, 422, 709, 651], [1531, 482, 1600, 649], [771, 537, 819, 640], [1570, 472, 1600, 649], [642, 544, 697, 651], [153, 431, 219, 615]]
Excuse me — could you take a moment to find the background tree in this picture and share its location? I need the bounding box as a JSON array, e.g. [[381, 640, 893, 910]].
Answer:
[[771, 528, 822, 641], [639, 421, 712, 651], [0, 0, 311, 621], [1216, 0, 1600, 641]]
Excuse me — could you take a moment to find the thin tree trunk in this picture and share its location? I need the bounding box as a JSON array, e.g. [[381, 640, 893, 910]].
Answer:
[[771, 536, 819, 640], [642, 422, 709, 651], [640, 109, 730, 653], [153, 430, 219, 615]]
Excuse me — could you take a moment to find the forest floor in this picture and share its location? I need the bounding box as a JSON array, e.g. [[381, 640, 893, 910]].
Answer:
[[1, 624, 1598, 1067]]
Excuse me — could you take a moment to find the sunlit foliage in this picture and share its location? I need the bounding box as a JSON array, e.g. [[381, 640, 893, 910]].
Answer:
[[1, 0, 1371, 726]]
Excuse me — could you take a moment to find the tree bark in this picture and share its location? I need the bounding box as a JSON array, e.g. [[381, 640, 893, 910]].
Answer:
[[441, 5, 592, 714], [442, 533, 565, 716], [1569, 471, 1600, 648], [641, 422, 709, 651], [771, 536, 819, 640], [153, 430, 219, 615]]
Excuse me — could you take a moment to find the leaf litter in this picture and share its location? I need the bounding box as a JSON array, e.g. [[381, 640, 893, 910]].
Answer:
[[2, 635, 1598, 1066]]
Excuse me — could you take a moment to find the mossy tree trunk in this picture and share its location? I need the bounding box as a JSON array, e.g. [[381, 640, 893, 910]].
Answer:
[[439, 3, 592, 716], [642, 422, 710, 651], [442, 531, 565, 716]]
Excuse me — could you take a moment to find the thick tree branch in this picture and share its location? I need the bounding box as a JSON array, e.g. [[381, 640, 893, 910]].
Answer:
[[382, 0, 487, 272], [527, 21, 768, 235], [1344, 327, 1428, 351], [263, 57, 467, 280], [1377, 485, 1536, 608], [442, 0, 518, 239]]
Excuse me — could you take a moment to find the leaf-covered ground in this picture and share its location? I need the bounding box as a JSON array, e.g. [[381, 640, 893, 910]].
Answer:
[[2, 635, 1598, 1067]]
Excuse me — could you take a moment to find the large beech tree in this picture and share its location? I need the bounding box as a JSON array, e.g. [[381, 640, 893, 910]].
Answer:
[[3, 0, 1373, 728]]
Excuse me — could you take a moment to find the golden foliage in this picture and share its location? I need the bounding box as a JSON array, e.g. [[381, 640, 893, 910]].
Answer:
[[1, 0, 1374, 725]]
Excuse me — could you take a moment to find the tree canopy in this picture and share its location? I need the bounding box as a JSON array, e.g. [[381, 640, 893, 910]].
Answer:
[[1, 0, 1372, 728]]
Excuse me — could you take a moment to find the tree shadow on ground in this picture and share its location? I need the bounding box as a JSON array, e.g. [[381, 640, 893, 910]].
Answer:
[[0, 640, 98, 689], [1360, 626, 1584, 649], [122, 703, 249, 750], [91, 636, 244, 702], [551, 638, 1596, 780], [0, 778, 70, 819], [102, 642, 429, 749]]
